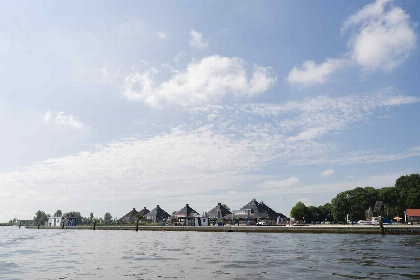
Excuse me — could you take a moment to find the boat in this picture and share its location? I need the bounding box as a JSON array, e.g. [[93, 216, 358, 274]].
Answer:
[[357, 220, 375, 225], [357, 217, 393, 225]]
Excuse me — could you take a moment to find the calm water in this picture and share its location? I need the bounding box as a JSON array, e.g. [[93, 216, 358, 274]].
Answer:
[[0, 227, 419, 280]]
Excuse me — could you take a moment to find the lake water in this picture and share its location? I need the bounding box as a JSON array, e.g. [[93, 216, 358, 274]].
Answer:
[[0, 226, 419, 280]]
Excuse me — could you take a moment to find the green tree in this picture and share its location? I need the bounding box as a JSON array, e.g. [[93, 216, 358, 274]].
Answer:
[[332, 191, 351, 222], [64, 211, 83, 225], [290, 202, 307, 222], [306, 205, 323, 222], [135, 214, 144, 222], [319, 203, 333, 221], [331, 187, 379, 222], [379, 187, 402, 218], [54, 210, 62, 217], [104, 212, 112, 222], [33, 210, 49, 225], [395, 174, 420, 209], [89, 212, 94, 219]]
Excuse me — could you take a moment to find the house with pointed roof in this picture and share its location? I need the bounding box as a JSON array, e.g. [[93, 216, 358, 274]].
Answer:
[[406, 209, 420, 224], [175, 204, 200, 218], [226, 199, 287, 225], [119, 208, 139, 223], [175, 204, 208, 226], [137, 207, 150, 217], [145, 205, 170, 223], [208, 203, 231, 220]]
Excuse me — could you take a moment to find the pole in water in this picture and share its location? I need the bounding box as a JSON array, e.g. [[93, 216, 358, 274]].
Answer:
[[379, 216, 385, 235], [19, 222, 21, 229], [62, 221, 64, 229], [136, 218, 139, 232], [93, 220, 96, 230], [37, 223, 40, 229]]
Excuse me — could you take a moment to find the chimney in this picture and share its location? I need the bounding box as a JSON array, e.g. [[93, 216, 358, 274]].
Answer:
[[218, 203, 222, 206], [144, 207, 147, 210], [133, 208, 136, 210], [156, 205, 159, 208]]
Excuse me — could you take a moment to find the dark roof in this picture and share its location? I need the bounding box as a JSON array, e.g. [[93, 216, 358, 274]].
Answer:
[[138, 207, 150, 216], [226, 199, 286, 219], [208, 203, 231, 218], [146, 205, 170, 220], [176, 204, 199, 217], [119, 208, 138, 222], [260, 201, 287, 219]]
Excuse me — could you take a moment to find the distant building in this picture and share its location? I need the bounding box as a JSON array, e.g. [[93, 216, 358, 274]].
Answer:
[[137, 207, 150, 217], [174, 204, 200, 218], [119, 208, 138, 223], [406, 209, 420, 224], [47, 215, 76, 227], [365, 201, 385, 220], [225, 199, 287, 224], [175, 204, 208, 226], [207, 203, 231, 220], [145, 205, 170, 223]]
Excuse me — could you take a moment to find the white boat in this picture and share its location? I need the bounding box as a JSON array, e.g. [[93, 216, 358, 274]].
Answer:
[[357, 217, 380, 225]]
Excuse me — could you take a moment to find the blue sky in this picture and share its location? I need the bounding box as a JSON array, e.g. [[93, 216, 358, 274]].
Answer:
[[0, 0, 419, 221]]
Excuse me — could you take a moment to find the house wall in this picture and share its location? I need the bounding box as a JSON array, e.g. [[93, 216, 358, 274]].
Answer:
[[408, 216, 420, 224], [195, 217, 208, 226], [48, 217, 63, 226]]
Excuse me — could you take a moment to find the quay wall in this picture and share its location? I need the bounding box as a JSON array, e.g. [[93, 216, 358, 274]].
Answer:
[[25, 225, 420, 235]]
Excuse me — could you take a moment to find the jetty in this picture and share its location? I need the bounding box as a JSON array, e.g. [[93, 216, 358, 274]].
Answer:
[[26, 224, 420, 234]]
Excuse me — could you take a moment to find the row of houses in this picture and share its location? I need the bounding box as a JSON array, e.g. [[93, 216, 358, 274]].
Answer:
[[118, 199, 288, 226]]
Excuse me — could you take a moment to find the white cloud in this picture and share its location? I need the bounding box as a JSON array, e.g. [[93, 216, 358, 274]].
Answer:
[[173, 52, 185, 63], [287, 0, 417, 86], [156, 31, 167, 39], [43, 110, 51, 122], [122, 55, 277, 107], [0, 126, 276, 220], [2, 90, 419, 220], [244, 90, 419, 142], [287, 58, 344, 86], [185, 90, 419, 166], [319, 169, 335, 177], [43, 111, 87, 129], [345, 0, 416, 71], [260, 177, 301, 189], [190, 29, 208, 49]]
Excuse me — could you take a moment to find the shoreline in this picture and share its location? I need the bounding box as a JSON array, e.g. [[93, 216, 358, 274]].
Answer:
[[25, 225, 420, 235]]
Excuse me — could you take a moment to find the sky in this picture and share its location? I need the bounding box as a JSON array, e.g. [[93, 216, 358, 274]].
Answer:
[[0, 0, 419, 221]]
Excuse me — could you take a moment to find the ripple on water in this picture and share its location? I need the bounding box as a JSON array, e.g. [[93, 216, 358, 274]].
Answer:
[[0, 228, 419, 280]]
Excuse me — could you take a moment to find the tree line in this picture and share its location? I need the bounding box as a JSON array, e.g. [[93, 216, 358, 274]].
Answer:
[[291, 174, 420, 223], [32, 210, 115, 226]]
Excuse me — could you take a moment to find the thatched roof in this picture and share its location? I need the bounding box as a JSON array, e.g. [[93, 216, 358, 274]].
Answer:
[[175, 204, 199, 217], [145, 205, 170, 221], [138, 207, 150, 217], [224, 199, 286, 220], [119, 208, 138, 223], [208, 203, 231, 218]]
